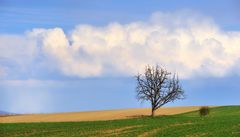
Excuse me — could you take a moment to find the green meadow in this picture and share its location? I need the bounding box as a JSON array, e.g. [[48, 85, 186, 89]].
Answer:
[[1, 106, 240, 137]]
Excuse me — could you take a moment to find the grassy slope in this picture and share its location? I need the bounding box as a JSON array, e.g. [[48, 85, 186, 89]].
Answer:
[[1, 106, 240, 137], [0, 106, 203, 123]]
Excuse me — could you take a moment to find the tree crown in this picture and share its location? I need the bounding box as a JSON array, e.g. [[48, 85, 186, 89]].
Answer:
[[136, 65, 185, 111]]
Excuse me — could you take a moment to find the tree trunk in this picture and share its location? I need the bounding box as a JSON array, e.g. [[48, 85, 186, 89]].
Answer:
[[151, 108, 155, 117]]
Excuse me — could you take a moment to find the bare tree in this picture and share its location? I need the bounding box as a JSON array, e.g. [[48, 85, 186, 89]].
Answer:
[[136, 65, 185, 117]]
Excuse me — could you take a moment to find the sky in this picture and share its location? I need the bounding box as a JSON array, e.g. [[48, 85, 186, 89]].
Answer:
[[0, 0, 240, 114]]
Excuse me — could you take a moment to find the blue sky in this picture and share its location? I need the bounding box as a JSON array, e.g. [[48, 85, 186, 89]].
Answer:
[[0, 0, 240, 113], [1, 0, 240, 33]]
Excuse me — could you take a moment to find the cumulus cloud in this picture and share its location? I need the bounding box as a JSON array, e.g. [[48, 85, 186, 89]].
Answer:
[[1, 11, 240, 79], [0, 34, 39, 79]]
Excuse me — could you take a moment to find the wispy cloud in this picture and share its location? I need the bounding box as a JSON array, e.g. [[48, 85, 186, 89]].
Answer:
[[4, 88, 53, 114]]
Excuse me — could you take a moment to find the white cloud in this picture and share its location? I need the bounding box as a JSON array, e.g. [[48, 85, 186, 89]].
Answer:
[[0, 34, 37, 63], [1, 11, 240, 79]]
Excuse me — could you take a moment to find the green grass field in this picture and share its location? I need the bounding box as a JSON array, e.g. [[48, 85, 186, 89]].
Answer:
[[1, 106, 240, 137]]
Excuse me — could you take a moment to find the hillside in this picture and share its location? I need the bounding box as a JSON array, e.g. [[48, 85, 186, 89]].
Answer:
[[1, 106, 239, 137], [0, 106, 203, 123]]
